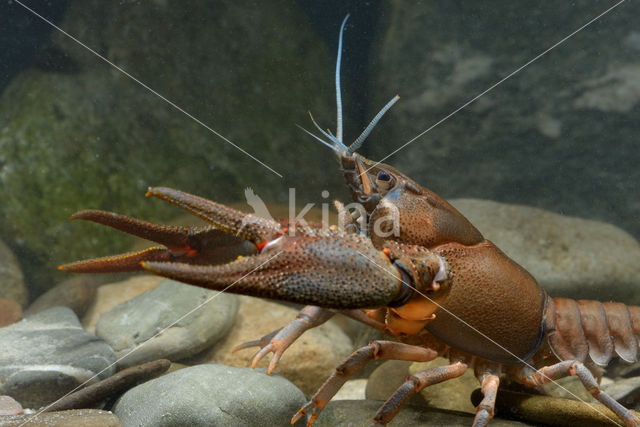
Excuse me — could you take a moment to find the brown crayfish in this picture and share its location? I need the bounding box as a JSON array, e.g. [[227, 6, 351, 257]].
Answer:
[[60, 15, 639, 427]]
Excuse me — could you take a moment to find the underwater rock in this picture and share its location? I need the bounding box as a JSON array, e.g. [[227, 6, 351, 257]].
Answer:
[[0, 409, 121, 427], [0, 297, 22, 327], [542, 375, 596, 403], [333, 379, 367, 400], [473, 387, 640, 426], [602, 376, 640, 411], [0, 238, 27, 307], [0, 0, 342, 295], [313, 400, 528, 426], [82, 275, 163, 333], [368, 2, 640, 245], [365, 360, 425, 406], [112, 364, 306, 426], [451, 199, 640, 303], [194, 295, 353, 395], [25, 276, 97, 318], [31, 45, 81, 74], [0, 307, 115, 408], [95, 279, 237, 368], [409, 358, 478, 414]]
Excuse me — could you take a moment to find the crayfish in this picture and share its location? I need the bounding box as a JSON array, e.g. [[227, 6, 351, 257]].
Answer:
[[61, 16, 639, 427]]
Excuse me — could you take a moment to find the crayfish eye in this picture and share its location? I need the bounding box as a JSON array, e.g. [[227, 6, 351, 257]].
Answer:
[[377, 171, 391, 181], [375, 171, 394, 191]]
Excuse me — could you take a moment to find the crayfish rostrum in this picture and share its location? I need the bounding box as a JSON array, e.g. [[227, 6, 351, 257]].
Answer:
[[61, 15, 639, 427]]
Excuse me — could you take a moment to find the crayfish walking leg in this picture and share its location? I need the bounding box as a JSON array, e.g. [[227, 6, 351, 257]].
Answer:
[[372, 357, 469, 426], [233, 305, 334, 374], [292, 341, 438, 425], [473, 363, 502, 427], [522, 360, 638, 426]]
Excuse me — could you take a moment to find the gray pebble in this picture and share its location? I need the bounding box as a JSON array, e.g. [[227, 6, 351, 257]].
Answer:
[[95, 280, 237, 368], [0, 307, 115, 408], [113, 363, 306, 426], [25, 276, 97, 318]]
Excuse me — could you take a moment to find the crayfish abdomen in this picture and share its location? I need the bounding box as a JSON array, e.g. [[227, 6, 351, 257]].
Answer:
[[547, 297, 640, 365]]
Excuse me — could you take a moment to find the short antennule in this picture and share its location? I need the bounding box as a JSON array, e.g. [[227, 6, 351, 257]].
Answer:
[[348, 94, 401, 154]]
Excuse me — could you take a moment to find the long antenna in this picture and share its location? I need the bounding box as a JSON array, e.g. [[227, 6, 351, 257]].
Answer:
[[335, 14, 350, 143]]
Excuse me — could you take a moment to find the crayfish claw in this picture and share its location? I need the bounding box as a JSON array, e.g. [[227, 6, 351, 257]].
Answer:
[[145, 187, 283, 245], [69, 209, 190, 248], [61, 205, 258, 273], [140, 231, 404, 309], [59, 247, 172, 273], [290, 402, 310, 426]]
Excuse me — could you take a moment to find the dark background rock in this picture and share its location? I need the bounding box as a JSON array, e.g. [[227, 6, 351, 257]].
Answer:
[[0, 1, 68, 93], [0, 297, 22, 327], [0, 238, 27, 307], [366, 1, 639, 249]]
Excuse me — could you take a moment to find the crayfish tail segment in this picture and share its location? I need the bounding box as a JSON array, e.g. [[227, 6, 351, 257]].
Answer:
[[59, 247, 171, 273], [69, 210, 190, 249], [146, 187, 283, 245], [142, 234, 404, 309]]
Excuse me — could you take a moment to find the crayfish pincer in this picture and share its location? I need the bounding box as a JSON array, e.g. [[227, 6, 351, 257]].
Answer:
[[61, 15, 639, 427]]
